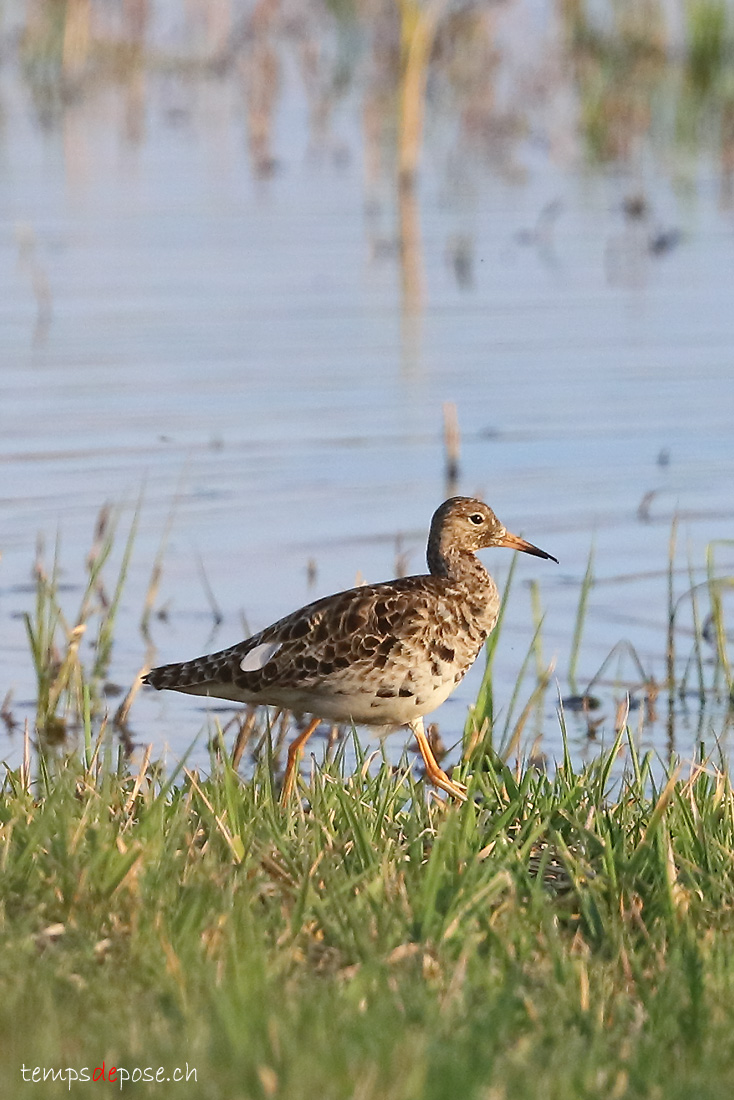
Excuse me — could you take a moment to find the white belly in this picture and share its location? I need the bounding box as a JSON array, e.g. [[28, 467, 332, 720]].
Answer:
[[176, 668, 463, 727]]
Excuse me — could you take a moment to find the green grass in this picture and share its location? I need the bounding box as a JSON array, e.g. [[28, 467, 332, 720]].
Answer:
[[2, 512, 734, 1098], [5, 733, 734, 1098]]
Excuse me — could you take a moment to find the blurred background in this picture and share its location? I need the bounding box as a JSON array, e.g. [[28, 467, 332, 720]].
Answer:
[[1, 0, 733, 773]]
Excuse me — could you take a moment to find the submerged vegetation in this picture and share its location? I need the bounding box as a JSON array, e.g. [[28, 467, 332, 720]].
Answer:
[[1, 505, 733, 1095], [9, 0, 734, 333], [12, 0, 734, 178]]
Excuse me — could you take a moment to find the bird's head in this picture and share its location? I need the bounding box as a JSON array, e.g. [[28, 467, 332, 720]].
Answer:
[[429, 497, 558, 563]]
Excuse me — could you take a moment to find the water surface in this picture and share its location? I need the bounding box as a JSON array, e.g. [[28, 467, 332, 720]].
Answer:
[[2, 1, 733, 775]]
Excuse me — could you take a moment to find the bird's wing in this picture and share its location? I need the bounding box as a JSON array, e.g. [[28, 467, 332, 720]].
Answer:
[[144, 576, 445, 694]]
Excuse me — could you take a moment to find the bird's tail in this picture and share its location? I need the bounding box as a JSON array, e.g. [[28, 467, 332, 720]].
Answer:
[[142, 643, 237, 692], [143, 659, 209, 691]]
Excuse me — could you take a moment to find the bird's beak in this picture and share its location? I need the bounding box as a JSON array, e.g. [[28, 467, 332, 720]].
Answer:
[[497, 530, 558, 564]]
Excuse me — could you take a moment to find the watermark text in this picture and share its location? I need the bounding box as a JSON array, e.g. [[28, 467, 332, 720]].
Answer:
[[21, 1062, 197, 1090]]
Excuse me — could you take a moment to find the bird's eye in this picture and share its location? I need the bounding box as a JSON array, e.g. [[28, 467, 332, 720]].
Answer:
[[469, 513, 485, 525]]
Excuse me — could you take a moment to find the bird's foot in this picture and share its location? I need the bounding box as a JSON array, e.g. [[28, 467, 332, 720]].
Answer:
[[426, 767, 468, 802]]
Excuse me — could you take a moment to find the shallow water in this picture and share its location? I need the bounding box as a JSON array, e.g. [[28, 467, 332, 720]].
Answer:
[[2, 2, 734, 776]]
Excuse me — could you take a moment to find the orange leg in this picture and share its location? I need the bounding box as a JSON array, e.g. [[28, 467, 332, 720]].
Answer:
[[409, 717, 467, 802], [280, 716, 321, 805]]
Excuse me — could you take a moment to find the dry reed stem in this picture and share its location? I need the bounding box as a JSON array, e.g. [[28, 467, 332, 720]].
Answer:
[[62, 0, 91, 77], [397, 0, 446, 188], [443, 402, 461, 492], [232, 709, 258, 772], [115, 656, 151, 730], [124, 743, 153, 819], [183, 767, 243, 864], [22, 720, 31, 795]]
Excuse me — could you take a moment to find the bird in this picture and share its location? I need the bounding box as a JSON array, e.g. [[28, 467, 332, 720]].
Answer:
[[142, 497, 557, 803]]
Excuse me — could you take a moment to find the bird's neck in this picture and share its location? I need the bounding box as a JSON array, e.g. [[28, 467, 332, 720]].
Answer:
[[427, 538, 492, 593]]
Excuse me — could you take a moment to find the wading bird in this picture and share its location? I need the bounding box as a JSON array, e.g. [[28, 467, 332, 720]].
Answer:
[[143, 497, 557, 802]]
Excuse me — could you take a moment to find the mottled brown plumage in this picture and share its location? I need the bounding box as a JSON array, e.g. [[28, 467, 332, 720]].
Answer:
[[143, 497, 557, 800]]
